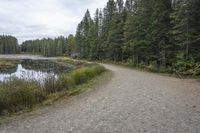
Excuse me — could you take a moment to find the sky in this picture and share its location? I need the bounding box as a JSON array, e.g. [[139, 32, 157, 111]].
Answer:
[[0, 0, 108, 43]]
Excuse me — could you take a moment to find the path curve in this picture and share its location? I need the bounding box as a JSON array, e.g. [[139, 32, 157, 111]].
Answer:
[[1, 64, 200, 133]]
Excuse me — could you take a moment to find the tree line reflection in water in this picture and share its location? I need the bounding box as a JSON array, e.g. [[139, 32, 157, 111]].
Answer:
[[0, 59, 74, 83]]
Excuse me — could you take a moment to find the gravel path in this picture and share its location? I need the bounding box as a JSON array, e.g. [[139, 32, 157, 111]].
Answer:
[[1, 64, 200, 133]]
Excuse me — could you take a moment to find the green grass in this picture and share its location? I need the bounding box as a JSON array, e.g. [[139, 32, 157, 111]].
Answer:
[[0, 59, 19, 70], [64, 65, 106, 86], [0, 79, 46, 114], [0, 64, 106, 116], [0, 68, 111, 124], [52, 57, 89, 68]]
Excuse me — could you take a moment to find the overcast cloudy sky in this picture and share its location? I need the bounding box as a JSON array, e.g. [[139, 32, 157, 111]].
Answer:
[[0, 0, 107, 43]]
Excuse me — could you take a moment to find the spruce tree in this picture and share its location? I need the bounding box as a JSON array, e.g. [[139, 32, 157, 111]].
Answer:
[[151, 0, 172, 67]]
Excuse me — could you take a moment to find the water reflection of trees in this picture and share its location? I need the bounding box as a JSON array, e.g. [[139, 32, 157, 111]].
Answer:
[[21, 60, 72, 73], [0, 65, 17, 74], [0, 59, 74, 75]]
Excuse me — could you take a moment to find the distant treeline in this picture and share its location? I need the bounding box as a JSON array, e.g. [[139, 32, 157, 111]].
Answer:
[[0, 35, 76, 57], [21, 35, 75, 57], [0, 35, 20, 54]]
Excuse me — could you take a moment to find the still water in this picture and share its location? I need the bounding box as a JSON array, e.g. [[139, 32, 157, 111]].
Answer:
[[0, 59, 74, 83]]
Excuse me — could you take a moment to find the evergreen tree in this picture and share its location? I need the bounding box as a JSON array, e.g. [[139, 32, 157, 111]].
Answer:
[[66, 34, 75, 56], [123, 0, 135, 61], [172, 0, 200, 61], [88, 9, 101, 60], [150, 0, 173, 67], [107, 0, 124, 61], [0, 35, 20, 54], [101, 0, 117, 59], [21, 0, 200, 75]]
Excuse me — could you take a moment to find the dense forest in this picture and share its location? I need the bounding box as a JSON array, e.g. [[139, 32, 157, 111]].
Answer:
[[0, 35, 20, 54], [21, 35, 75, 57], [74, 0, 200, 75], [0, 0, 199, 75]]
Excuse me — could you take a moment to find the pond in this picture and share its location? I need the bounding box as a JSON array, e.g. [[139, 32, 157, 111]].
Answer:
[[0, 59, 75, 84]]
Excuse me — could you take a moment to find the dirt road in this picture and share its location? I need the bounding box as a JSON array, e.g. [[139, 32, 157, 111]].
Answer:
[[1, 64, 200, 133]]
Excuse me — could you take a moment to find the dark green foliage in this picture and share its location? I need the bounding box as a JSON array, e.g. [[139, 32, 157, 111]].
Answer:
[[21, 35, 76, 57], [66, 34, 76, 56], [75, 10, 94, 58], [74, 0, 200, 76], [0, 35, 20, 54], [150, 0, 173, 67], [172, 0, 200, 60], [170, 0, 200, 75], [21, 36, 67, 57]]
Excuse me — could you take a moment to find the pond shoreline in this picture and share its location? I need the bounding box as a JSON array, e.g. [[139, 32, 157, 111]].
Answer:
[[0, 55, 107, 119], [0, 58, 74, 83]]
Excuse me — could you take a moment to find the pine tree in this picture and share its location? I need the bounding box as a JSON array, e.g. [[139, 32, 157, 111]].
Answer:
[[0, 35, 19, 54], [75, 22, 84, 57], [127, 0, 155, 65], [150, 0, 173, 67], [172, 0, 200, 62], [123, 0, 135, 61], [88, 9, 101, 60], [72, 0, 200, 75], [66, 34, 75, 56], [101, 0, 117, 59]]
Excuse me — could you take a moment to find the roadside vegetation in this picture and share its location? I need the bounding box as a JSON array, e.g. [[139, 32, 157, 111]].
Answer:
[[55, 57, 90, 68], [0, 61, 106, 115], [104, 59, 200, 78]]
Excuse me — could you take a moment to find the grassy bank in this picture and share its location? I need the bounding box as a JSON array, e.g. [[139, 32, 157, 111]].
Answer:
[[0, 64, 106, 115], [54, 57, 89, 67], [0, 59, 19, 70]]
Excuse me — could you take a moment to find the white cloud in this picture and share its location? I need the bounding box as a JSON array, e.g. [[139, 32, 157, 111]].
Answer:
[[0, 0, 107, 43]]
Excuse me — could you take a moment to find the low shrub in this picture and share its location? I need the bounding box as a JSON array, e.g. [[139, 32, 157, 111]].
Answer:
[[58, 74, 73, 89], [43, 75, 60, 94], [67, 65, 106, 86], [0, 79, 46, 113], [58, 65, 106, 89]]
